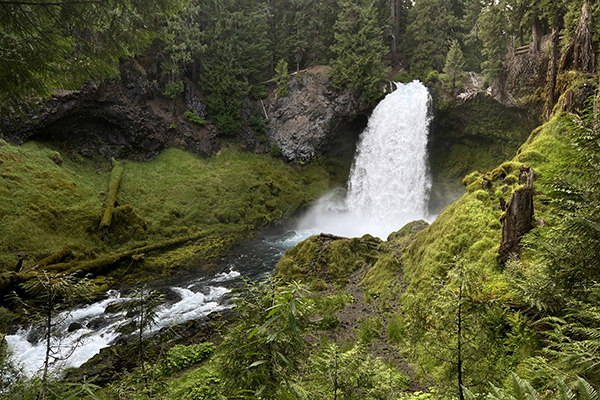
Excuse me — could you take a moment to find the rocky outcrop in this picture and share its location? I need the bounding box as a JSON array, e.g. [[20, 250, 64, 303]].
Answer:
[[266, 68, 371, 163], [498, 165, 535, 263], [0, 60, 218, 161]]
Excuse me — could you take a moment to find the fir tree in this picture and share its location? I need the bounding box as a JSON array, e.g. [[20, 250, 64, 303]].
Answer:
[[330, 0, 389, 103], [444, 39, 465, 89]]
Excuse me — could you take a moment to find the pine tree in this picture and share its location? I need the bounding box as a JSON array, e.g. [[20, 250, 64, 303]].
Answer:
[[0, 0, 185, 114], [10, 272, 96, 400], [444, 39, 466, 90], [330, 0, 389, 103]]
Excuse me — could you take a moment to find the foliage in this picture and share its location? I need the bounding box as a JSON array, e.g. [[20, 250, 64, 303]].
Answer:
[[183, 110, 206, 126], [330, 0, 389, 103], [404, 0, 462, 77], [248, 108, 267, 136], [274, 59, 291, 98], [306, 341, 410, 399], [160, 342, 216, 376], [270, 142, 281, 158], [0, 0, 185, 114], [216, 277, 312, 398], [10, 271, 96, 400], [403, 258, 511, 398], [444, 40, 465, 89], [163, 80, 184, 99], [117, 286, 166, 398], [525, 101, 600, 296], [478, 2, 509, 86]]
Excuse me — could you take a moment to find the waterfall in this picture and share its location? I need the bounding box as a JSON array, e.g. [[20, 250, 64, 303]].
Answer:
[[297, 80, 432, 239]]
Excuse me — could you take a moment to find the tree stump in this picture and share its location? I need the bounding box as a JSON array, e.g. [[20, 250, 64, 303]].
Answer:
[[499, 166, 534, 263]]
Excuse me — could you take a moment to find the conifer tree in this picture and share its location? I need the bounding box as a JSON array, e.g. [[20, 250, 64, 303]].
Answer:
[[444, 39, 466, 89], [330, 0, 389, 103], [0, 0, 185, 114], [11, 272, 96, 400]]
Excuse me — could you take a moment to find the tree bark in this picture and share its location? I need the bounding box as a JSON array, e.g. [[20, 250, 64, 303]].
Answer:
[[390, 0, 397, 67], [530, 18, 543, 54], [546, 26, 560, 121], [499, 166, 534, 263], [560, 0, 595, 73]]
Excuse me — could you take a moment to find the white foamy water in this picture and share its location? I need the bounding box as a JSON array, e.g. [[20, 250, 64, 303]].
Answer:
[[6, 283, 233, 376], [297, 81, 432, 240]]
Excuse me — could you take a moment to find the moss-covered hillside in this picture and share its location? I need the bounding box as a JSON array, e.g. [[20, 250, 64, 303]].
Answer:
[[0, 140, 334, 289]]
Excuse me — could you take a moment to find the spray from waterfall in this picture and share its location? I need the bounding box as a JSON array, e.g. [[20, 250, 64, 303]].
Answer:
[[296, 80, 432, 239]]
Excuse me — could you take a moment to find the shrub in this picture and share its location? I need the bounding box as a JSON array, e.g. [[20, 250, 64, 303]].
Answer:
[[161, 343, 216, 376], [184, 110, 206, 126], [426, 70, 440, 84], [270, 142, 281, 158], [164, 80, 184, 99]]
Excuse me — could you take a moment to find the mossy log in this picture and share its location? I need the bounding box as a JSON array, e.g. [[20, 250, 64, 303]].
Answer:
[[48, 232, 212, 276], [99, 159, 124, 230], [27, 248, 73, 271]]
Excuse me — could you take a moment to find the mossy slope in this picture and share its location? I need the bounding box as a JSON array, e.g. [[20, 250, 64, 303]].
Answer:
[[0, 140, 333, 286], [403, 115, 574, 294]]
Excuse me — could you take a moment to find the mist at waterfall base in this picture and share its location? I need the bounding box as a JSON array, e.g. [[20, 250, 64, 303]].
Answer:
[[5, 81, 432, 377], [296, 80, 432, 240]]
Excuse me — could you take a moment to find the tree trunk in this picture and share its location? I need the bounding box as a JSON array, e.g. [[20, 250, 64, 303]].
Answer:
[[499, 166, 535, 263], [457, 285, 464, 400], [390, 0, 397, 67], [546, 26, 560, 121], [530, 18, 543, 54], [42, 307, 52, 400], [560, 0, 595, 73], [192, 54, 199, 84]]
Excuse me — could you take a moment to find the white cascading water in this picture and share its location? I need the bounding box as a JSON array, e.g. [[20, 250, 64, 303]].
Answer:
[[297, 80, 432, 239]]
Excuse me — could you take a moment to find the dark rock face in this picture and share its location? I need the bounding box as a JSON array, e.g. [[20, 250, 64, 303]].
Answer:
[[498, 166, 535, 263], [0, 60, 218, 161], [266, 70, 371, 163]]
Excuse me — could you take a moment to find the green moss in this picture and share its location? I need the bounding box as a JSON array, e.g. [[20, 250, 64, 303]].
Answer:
[[275, 234, 382, 285], [361, 254, 399, 295], [0, 141, 334, 285]]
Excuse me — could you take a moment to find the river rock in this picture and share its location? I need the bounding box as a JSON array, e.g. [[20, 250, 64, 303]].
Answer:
[[266, 68, 371, 164], [68, 322, 83, 332]]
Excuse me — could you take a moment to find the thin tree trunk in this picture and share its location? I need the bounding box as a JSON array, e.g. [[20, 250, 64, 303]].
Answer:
[[457, 285, 464, 400], [390, 0, 397, 67], [546, 26, 559, 121], [531, 18, 543, 54], [42, 307, 52, 400]]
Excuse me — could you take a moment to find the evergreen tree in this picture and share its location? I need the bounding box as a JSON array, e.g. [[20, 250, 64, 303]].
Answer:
[[274, 59, 290, 97], [0, 0, 185, 114], [330, 0, 389, 103], [404, 0, 463, 77], [403, 259, 511, 399], [479, 1, 510, 86], [444, 39, 466, 89], [10, 272, 96, 400]]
